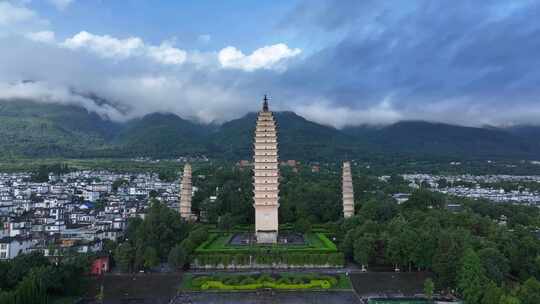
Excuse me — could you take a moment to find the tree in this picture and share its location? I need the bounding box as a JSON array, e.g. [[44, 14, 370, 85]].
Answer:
[[132, 200, 189, 261], [519, 277, 540, 304], [125, 217, 143, 242], [115, 243, 135, 272], [433, 229, 469, 289], [341, 229, 356, 258], [158, 169, 177, 182], [143, 247, 159, 269], [478, 247, 509, 285], [353, 235, 376, 270], [361, 198, 398, 223], [180, 238, 196, 254], [218, 213, 234, 232], [458, 248, 487, 304], [294, 218, 312, 234], [186, 227, 209, 246], [437, 178, 449, 189], [482, 280, 503, 304], [112, 178, 128, 192], [499, 295, 521, 304], [94, 198, 106, 211], [14, 272, 47, 304], [424, 278, 435, 300], [404, 189, 445, 210], [149, 190, 158, 198], [5, 252, 49, 289], [168, 245, 187, 270]]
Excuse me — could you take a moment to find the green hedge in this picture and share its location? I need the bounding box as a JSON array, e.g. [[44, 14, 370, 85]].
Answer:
[[193, 233, 220, 251], [194, 252, 344, 267], [194, 232, 338, 254], [189, 273, 339, 291]]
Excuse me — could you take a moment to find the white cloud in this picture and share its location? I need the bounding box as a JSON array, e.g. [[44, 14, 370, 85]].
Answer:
[[61, 31, 187, 65], [295, 99, 403, 128], [25, 30, 55, 43], [62, 31, 144, 59], [0, 81, 127, 121], [100, 75, 252, 123], [147, 43, 187, 65], [48, 0, 74, 11], [0, 2, 38, 25], [218, 43, 301, 71]]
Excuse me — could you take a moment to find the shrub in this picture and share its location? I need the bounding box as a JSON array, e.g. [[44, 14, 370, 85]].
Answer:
[[193, 251, 344, 268], [192, 276, 211, 288], [224, 275, 242, 285], [241, 277, 256, 285], [320, 275, 338, 285], [181, 238, 196, 254], [189, 273, 339, 291], [294, 218, 312, 234], [277, 277, 292, 285], [168, 245, 187, 270], [318, 280, 332, 289], [195, 234, 219, 251], [190, 227, 209, 244], [257, 274, 274, 284]]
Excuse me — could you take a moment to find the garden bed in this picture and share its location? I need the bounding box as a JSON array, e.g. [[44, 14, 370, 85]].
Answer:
[[180, 273, 352, 292], [191, 232, 343, 268], [195, 232, 337, 253]]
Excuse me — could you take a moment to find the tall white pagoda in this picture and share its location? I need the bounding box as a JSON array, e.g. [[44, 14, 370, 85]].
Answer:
[[179, 163, 193, 220], [342, 161, 355, 218], [253, 95, 280, 243]]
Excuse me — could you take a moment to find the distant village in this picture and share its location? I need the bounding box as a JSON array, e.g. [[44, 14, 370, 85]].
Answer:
[[2, 167, 540, 262], [0, 170, 189, 262], [400, 174, 540, 205]]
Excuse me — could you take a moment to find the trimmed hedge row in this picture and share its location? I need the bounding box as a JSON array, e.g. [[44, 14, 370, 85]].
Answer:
[[194, 233, 220, 252], [312, 233, 338, 250], [194, 233, 338, 254], [191, 273, 338, 290], [193, 252, 344, 267]]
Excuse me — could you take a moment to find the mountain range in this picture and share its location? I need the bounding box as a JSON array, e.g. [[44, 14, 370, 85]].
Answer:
[[0, 100, 539, 161]]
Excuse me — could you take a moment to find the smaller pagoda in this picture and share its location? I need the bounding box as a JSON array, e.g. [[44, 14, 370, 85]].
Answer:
[[342, 161, 355, 218], [179, 163, 193, 220]]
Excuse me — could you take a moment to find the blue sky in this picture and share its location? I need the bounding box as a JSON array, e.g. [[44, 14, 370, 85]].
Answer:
[[32, 1, 301, 50], [1, 0, 540, 127]]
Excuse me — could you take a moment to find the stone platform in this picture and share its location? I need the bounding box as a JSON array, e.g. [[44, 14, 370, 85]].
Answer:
[[229, 232, 305, 246]]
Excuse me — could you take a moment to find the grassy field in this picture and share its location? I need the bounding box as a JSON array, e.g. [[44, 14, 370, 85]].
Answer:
[[0, 157, 213, 173]]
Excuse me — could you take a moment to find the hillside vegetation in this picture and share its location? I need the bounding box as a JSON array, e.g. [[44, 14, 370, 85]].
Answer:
[[1, 100, 539, 160]]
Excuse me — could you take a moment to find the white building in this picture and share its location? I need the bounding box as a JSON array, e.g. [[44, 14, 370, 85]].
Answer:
[[83, 190, 100, 202], [0, 236, 36, 260]]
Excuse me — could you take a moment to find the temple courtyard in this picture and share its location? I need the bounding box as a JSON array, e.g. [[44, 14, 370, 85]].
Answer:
[[228, 232, 305, 246], [81, 271, 450, 304]]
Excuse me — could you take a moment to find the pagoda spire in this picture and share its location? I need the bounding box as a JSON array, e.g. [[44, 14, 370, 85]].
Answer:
[[262, 94, 269, 112]]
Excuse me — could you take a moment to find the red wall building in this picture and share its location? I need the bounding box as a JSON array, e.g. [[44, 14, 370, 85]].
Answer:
[[90, 256, 110, 275]]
